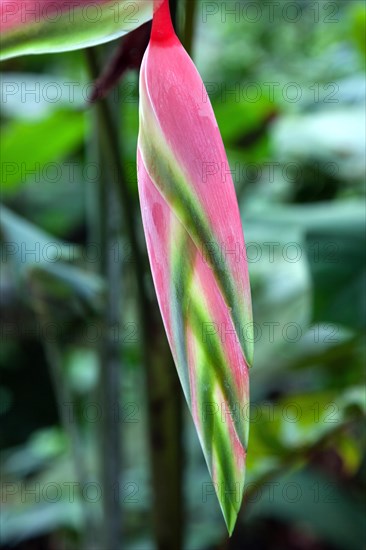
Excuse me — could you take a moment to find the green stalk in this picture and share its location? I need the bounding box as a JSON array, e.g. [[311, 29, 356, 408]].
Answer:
[[144, 307, 183, 550], [183, 0, 197, 56], [98, 135, 123, 550], [32, 292, 98, 550], [85, 47, 124, 550]]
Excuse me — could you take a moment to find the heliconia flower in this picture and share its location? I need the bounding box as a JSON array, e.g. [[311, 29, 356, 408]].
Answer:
[[137, 0, 253, 534], [0, 0, 152, 60]]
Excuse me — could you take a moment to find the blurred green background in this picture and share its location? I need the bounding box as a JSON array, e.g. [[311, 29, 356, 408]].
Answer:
[[0, 0, 365, 549]]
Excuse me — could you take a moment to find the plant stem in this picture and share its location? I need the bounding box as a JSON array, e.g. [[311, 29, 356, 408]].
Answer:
[[144, 308, 183, 550], [183, 0, 197, 56], [32, 293, 98, 550], [97, 127, 123, 550], [86, 47, 125, 550]]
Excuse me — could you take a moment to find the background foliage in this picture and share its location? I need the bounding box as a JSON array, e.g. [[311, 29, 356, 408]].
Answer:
[[1, 0, 365, 548]]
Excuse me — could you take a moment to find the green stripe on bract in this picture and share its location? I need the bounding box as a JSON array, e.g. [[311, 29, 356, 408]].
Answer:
[[195, 346, 245, 534], [212, 416, 245, 535], [188, 294, 248, 449], [169, 216, 195, 405]]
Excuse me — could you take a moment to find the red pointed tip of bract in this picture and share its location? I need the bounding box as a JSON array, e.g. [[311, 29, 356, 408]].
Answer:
[[151, 0, 176, 43]]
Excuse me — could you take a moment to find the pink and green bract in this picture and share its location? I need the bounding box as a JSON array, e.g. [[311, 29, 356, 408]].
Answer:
[[0, 0, 152, 59], [137, 0, 253, 533]]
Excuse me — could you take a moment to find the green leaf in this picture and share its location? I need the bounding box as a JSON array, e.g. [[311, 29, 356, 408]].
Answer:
[[0, 110, 85, 194], [246, 468, 365, 550], [306, 227, 366, 330], [0, 206, 104, 313], [0, 204, 79, 267]]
